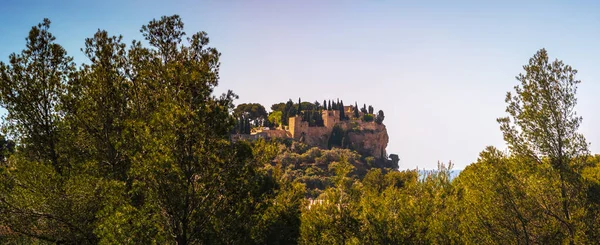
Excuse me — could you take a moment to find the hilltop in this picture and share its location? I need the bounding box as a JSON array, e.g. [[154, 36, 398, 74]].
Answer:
[[230, 99, 399, 195], [231, 99, 396, 160]]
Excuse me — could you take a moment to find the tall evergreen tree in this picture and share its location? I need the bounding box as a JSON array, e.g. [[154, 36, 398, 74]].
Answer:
[[339, 100, 345, 120], [354, 102, 359, 118], [282, 99, 293, 126], [362, 103, 367, 114], [0, 19, 74, 174], [497, 49, 589, 245], [375, 110, 385, 124], [0, 19, 99, 244]]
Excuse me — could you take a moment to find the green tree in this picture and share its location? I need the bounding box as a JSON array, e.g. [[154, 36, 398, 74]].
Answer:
[[0, 19, 74, 174], [287, 105, 297, 118], [339, 100, 345, 121], [328, 125, 346, 149], [354, 102, 359, 119], [121, 15, 275, 244], [282, 99, 294, 126], [356, 168, 438, 244], [497, 49, 589, 244], [268, 111, 282, 128], [375, 110, 385, 124], [64, 29, 132, 181], [300, 160, 360, 244], [234, 103, 268, 126], [0, 19, 103, 244], [271, 102, 286, 112]]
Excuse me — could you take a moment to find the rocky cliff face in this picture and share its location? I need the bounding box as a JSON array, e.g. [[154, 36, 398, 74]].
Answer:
[[299, 120, 389, 159], [341, 121, 389, 159]]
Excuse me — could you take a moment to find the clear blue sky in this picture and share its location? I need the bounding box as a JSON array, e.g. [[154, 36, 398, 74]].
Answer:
[[1, 0, 599, 170]]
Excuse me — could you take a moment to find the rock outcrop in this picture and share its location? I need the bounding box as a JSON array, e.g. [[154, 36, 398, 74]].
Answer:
[[296, 120, 389, 159], [339, 121, 389, 159]]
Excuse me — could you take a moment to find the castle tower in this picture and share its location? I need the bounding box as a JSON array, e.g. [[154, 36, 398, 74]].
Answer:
[[288, 115, 306, 139], [322, 110, 339, 129], [289, 116, 297, 138]]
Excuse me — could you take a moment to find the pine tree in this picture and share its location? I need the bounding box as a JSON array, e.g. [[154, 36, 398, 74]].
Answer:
[[282, 99, 293, 126], [497, 49, 589, 244]]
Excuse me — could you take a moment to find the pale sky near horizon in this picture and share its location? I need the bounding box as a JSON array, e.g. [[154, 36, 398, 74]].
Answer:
[[1, 0, 599, 170]]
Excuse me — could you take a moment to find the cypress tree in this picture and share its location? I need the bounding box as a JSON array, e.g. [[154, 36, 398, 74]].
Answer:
[[323, 100, 327, 110], [316, 110, 324, 126], [339, 100, 345, 120], [354, 102, 359, 118]]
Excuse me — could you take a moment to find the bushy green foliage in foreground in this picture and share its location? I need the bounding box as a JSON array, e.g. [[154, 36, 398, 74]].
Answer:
[[1, 16, 600, 245]]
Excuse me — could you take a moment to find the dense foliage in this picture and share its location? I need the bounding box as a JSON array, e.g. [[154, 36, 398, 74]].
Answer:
[[0, 17, 599, 245]]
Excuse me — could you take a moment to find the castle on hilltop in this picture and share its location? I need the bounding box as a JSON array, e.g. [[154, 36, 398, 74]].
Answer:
[[231, 102, 388, 159], [288, 106, 358, 139], [231, 105, 360, 140]]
